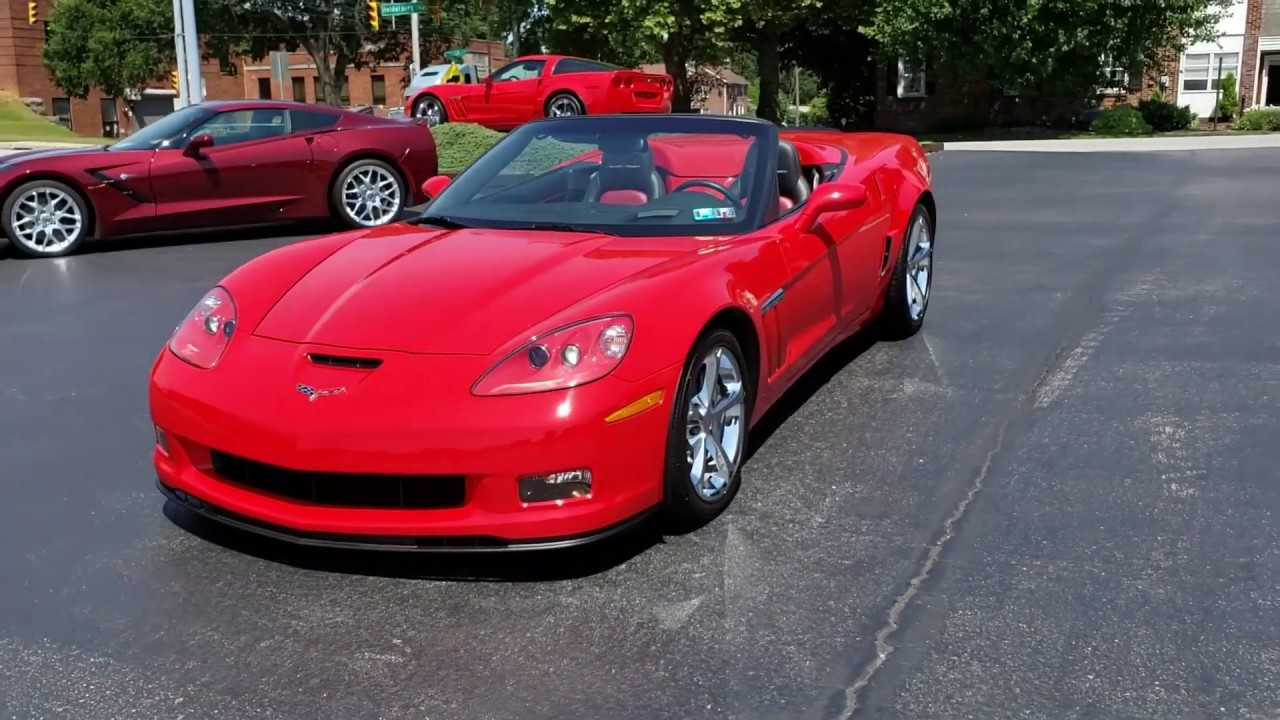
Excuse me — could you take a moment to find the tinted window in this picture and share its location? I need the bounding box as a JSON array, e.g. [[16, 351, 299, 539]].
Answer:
[[109, 104, 214, 151], [417, 116, 775, 238], [189, 108, 288, 147], [552, 58, 620, 75], [490, 60, 547, 82], [291, 109, 339, 132]]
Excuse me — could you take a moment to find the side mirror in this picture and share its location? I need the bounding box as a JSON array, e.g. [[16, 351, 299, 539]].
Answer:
[[796, 182, 867, 232], [484, 75, 494, 87], [183, 133, 214, 158], [421, 174, 451, 199]]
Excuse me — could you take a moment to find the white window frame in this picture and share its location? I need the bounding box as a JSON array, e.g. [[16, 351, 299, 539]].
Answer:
[[1181, 50, 1239, 92], [897, 58, 926, 98], [1099, 55, 1130, 94]]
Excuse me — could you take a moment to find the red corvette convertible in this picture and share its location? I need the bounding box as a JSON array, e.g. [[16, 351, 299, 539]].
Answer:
[[150, 114, 936, 552], [406, 54, 674, 130], [0, 100, 437, 258]]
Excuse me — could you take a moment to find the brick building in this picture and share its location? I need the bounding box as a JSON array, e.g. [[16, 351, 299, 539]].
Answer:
[[0, 0, 504, 138]]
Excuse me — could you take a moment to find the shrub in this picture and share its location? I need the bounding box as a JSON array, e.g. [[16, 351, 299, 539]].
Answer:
[[1235, 107, 1280, 131], [1090, 104, 1153, 135], [1136, 98, 1194, 132], [428, 122, 504, 175], [429, 121, 598, 175], [1216, 72, 1239, 120]]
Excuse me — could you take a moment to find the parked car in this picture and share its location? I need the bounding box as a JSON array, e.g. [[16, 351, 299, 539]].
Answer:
[[0, 100, 437, 258], [149, 113, 937, 553], [406, 54, 673, 130], [401, 62, 481, 106]]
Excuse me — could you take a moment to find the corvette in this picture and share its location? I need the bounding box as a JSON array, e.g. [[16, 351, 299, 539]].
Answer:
[[150, 114, 936, 552], [0, 100, 437, 258], [406, 54, 673, 130]]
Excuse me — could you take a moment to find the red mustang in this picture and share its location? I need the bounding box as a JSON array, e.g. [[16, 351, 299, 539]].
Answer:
[[150, 114, 936, 552], [406, 54, 674, 130], [0, 100, 437, 258]]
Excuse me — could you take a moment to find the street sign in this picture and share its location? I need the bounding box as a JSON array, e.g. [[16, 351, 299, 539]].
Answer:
[[380, 2, 425, 16]]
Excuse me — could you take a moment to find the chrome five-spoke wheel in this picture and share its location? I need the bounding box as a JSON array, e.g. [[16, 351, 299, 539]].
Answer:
[[414, 96, 445, 126], [685, 344, 747, 501], [3, 181, 87, 257], [547, 94, 583, 118], [335, 161, 404, 228], [905, 211, 933, 320]]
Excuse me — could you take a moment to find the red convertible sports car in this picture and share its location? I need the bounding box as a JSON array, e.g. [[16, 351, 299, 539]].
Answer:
[[150, 114, 936, 552], [0, 100, 437, 258], [406, 54, 674, 130]]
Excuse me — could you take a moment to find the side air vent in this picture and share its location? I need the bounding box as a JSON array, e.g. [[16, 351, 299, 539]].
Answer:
[[880, 235, 893, 274], [307, 353, 383, 370]]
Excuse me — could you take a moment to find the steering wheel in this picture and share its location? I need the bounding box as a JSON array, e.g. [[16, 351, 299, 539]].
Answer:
[[670, 179, 744, 207]]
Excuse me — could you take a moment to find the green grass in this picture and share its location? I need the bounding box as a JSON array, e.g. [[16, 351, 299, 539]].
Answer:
[[430, 121, 595, 175], [0, 91, 114, 145]]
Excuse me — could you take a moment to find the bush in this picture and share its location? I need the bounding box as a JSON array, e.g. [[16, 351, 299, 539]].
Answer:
[[428, 122, 504, 175], [1136, 98, 1195, 132], [1235, 107, 1280, 131], [1216, 72, 1239, 120], [429, 121, 598, 175], [1090, 104, 1153, 135]]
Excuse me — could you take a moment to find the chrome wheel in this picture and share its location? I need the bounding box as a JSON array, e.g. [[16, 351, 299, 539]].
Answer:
[[415, 97, 444, 126], [905, 212, 933, 321], [548, 95, 582, 117], [685, 345, 747, 501], [340, 164, 402, 227], [8, 185, 83, 255]]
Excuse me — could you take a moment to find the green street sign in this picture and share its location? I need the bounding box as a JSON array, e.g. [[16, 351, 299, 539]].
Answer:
[[380, 1, 425, 16]]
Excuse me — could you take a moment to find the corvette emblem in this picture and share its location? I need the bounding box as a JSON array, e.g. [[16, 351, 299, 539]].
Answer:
[[296, 383, 346, 401]]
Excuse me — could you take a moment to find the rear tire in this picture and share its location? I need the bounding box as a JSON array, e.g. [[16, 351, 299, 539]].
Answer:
[[660, 328, 753, 532], [413, 95, 447, 127], [2, 179, 90, 258], [877, 201, 934, 340], [330, 158, 407, 229], [545, 93, 585, 118]]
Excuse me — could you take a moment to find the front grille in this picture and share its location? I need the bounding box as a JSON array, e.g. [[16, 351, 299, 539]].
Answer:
[[209, 450, 466, 510]]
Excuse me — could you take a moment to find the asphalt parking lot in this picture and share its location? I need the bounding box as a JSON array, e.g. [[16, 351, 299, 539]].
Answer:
[[1, 147, 1277, 720]]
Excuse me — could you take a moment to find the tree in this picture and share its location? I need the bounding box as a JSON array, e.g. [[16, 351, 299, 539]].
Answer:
[[780, 0, 878, 130], [731, 0, 821, 123], [206, 0, 409, 106], [43, 0, 175, 104], [865, 0, 1233, 99]]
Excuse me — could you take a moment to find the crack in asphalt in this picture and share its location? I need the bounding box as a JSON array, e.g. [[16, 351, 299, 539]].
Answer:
[[833, 417, 1010, 720]]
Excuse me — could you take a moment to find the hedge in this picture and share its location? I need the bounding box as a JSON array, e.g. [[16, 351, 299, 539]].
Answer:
[[430, 121, 597, 175]]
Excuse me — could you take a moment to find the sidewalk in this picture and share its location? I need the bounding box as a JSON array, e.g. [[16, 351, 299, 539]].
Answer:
[[0, 140, 104, 150], [941, 133, 1280, 153]]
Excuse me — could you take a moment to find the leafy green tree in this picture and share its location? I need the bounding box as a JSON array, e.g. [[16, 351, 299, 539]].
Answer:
[[43, 0, 175, 104], [780, 0, 878, 130], [1216, 71, 1239, 120], [865, 0, 1233, 99], [731, 0, 821, 123]]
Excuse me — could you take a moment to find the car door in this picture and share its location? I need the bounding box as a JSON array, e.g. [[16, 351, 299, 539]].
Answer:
[[147, 107, 314, 231], [772, 217, 841, 374], [481, 59, 549, 128], [816, 168, 894, 322]]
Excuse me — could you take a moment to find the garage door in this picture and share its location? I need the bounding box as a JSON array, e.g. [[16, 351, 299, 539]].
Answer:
[[133, 97, 176, 128]]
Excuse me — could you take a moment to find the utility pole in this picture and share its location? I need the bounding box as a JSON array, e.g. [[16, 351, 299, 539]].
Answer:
[[171, 0, 190, 107], [180, 0, 201, 104], [410, 12, 421, 75]]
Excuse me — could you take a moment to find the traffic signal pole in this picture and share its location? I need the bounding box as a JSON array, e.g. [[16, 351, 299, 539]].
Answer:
[[179, 0, 201, 104], [411, 12, 421, 75], [171, 0, 191, 107]]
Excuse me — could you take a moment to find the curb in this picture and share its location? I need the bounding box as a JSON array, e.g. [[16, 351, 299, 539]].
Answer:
[[0, 141, 101, 150], [921, 142, 944, 154]]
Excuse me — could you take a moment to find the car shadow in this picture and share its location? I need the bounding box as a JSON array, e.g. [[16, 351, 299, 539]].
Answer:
[[159, 326, 882, 582], [0, 220, 338, 259]]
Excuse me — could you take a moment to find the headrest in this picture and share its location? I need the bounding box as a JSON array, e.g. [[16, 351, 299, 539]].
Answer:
[[599, 134, 649, 155]]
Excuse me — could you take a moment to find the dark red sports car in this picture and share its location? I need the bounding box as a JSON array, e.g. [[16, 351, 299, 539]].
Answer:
[[0, 100, 437, 258], [150, 114, 936, 553], [406, 54, 673, 130]]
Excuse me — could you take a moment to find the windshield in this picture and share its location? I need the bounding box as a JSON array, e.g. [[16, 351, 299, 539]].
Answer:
[[418, 115, 775, 238], [109, 104, 214, 151]]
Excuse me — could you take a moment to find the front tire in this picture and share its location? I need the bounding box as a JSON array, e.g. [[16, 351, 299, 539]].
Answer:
[[331, 159, 407, 229], [877, 201, 934, 340], [660, 328, 753, 531], [2, 179, 90, 258]]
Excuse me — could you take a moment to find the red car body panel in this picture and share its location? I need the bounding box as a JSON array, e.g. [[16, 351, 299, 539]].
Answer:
[[406, 55, 674, 131], [149, 122, 934, 550], [0, 100, 437, 243]]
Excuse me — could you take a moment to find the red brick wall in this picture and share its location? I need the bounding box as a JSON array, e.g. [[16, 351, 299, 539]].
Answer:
[[1242, 0, 1265, 108]]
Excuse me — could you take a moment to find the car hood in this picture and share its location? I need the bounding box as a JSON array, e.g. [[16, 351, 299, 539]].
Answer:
[[252, 223, 684, 356], [0, 146, 108, 168]]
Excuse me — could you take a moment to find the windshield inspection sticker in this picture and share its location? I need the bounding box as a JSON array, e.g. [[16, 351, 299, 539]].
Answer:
[[693, 207, 737, 221]]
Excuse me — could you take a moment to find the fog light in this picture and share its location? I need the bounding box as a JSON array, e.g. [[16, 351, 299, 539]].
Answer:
[[154, 425, 169, 454], [518, 469, 592, 503]]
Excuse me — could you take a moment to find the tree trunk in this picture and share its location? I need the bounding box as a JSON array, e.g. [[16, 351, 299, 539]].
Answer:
[[661, 30, 693, 113], [299, 27, 343, 106], [754, 24, 782, 124]]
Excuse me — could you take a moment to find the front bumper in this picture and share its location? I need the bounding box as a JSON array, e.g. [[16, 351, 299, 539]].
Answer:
[[150, 336, 681, 548]]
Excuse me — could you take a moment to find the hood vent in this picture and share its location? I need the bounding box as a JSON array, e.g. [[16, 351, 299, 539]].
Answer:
[[307, 353, 383, 370]]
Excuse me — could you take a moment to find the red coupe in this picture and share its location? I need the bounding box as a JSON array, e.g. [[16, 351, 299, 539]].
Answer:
[[0, 100, 437, 258], [150, 114, 936, 552], [406, 54, 674, 130]]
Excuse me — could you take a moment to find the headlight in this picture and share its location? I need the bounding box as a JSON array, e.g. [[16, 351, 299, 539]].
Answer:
[[167, 286, 237, 369], [471, 315, 634, 396]]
